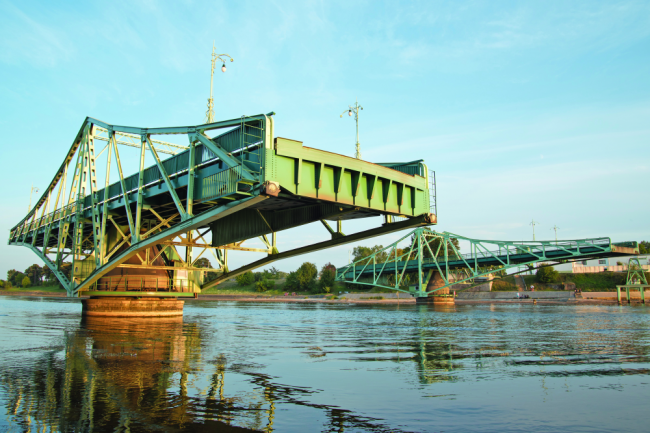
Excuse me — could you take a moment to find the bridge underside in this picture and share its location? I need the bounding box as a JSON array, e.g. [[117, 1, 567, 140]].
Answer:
[[9, 114, 436, 298]]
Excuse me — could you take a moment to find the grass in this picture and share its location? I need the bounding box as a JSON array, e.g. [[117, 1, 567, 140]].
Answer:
[[490, 272, 649, 292], [201, 280, 348, 297], [0, 285, 66, 293]]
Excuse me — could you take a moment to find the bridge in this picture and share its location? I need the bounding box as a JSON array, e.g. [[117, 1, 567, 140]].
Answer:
[[336, 227, 639, 302], [8, 113, 436, 314]]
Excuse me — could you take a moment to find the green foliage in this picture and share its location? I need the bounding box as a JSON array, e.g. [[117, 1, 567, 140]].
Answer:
[[639, 241, 649, 254], [319, 262, 336, 293], [24, 264, 43, 286], [236, 271, 255, 286], [536, 266, 559, 283], [419, 236, 461, 259], [491, 278, 519, 291], [195, 258, 219, 284], [284, 262, 318, 292], [255, 267, 286, 281], [0, 280, 4, 289], [255, 279, 276, 292], [21, 276, 31, 288], [352, 245, 387, 265]]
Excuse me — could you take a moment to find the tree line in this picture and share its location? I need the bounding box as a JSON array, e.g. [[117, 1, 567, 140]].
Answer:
[[1, 262, 71, 289]]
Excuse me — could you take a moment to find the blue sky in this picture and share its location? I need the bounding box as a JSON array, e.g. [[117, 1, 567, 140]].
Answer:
[[0, 0, 649, 278]]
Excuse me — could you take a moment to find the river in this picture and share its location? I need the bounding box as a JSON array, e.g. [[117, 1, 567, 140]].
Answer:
[[0, 297, 648, 432]]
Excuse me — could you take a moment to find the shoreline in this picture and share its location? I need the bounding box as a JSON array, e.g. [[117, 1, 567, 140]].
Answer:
[[1, 290, 645, 305]]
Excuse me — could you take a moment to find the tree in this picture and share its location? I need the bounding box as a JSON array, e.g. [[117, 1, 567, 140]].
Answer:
[[284, 262, 318, 292], [319, 262, 337, 293], [195, 258, 218, 284], [536, 266, 559, 283], [296, 262, 318, 291], [0, 280, 5, 289], [352, 245, 387, 266], [417, 236, 460, 260], [25, 264, 43, 286], [41, 266, 56, 285], [21, 276, 31, 288], [236, 271, 255, 286], [8, 270, 26, 288], [640, 241, 649, 255]]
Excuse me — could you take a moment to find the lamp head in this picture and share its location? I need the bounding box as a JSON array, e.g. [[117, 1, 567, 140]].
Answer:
[[348, 110, 352, 117], [221, 64, 227, 72]]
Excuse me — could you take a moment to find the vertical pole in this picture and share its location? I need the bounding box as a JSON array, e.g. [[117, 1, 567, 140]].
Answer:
[[187, 137, 196, 217], [134, 134, 147, 243], [99, 131, 111, 266], [417, 230, 423, 296], [617, 286, 621, 303]]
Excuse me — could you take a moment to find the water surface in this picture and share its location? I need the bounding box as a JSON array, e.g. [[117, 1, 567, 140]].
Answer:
[[1, 297, 648, 432]]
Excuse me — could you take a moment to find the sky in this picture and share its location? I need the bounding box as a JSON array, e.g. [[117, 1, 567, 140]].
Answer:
[[0, 0, 649, 279]]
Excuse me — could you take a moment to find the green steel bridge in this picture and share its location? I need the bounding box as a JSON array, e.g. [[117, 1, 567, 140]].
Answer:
[[8, 113, 436, 298], [336, 228, 639, 298]]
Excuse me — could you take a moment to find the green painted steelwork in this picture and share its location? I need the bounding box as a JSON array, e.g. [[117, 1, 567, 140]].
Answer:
[[9, 113, 435, 298], [616, 257, 649, 304], [337, 227, 639, 298]]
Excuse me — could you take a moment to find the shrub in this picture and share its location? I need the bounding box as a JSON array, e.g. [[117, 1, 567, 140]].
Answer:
[[536, 266, 559, 283], [255, 279, 276, 292], [284, 271, 300, 291], [236, 271, 255, 286], [21, 276, 31, 288], [0, 280, 5, 289]]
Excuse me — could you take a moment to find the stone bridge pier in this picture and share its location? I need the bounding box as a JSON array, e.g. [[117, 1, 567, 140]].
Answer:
[[416, 271, 455, 305]]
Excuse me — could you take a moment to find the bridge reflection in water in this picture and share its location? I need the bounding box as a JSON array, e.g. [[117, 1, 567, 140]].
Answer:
[[2, 315, 450, 433]]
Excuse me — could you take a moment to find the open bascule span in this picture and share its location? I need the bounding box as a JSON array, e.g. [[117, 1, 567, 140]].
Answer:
[[8, 113, 437, 316]]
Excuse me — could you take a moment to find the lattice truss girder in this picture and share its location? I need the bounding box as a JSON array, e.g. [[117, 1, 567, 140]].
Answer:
[[336, 227, 639, 297], [8, 115, 274, 296]]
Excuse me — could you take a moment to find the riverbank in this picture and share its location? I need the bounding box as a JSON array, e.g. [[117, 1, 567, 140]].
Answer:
[[2, 290, 648, 305]]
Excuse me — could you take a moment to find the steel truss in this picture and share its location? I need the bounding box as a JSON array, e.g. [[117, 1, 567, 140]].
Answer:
[[9, 113, 437, 297], [8, 115, 274, 296], [336, 227, 639, 297]]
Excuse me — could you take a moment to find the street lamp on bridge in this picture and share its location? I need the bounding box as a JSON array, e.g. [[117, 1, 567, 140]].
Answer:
[[530, 219, 540, 241], [341, 98, 363, 159], [205, 42, 234, 124], [28, 184, 39, 213]]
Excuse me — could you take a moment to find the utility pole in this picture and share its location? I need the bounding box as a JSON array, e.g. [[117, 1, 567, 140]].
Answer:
[[530, 219, 540, 241], [551, 225, 559, 243], [205, 42, 234, 124], [341, 98, 363, 159], [28, 184, 39, 212]]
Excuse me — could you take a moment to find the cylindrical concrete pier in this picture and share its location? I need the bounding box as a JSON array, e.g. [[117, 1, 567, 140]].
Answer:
[[81, 297, 184, 317], [416, 271, 455, 305]]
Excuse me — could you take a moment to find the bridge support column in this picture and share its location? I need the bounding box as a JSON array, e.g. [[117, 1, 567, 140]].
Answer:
[[81, 297, 184, 317], [416, 271, 455, 305]]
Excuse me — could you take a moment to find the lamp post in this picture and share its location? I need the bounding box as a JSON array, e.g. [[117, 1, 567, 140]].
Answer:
[[530, 219, 539, 241], [28, 184, 39, 213], [205, 42, 234, 124], [341, 98, 363, 159], [551, 225, 559, 243]]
